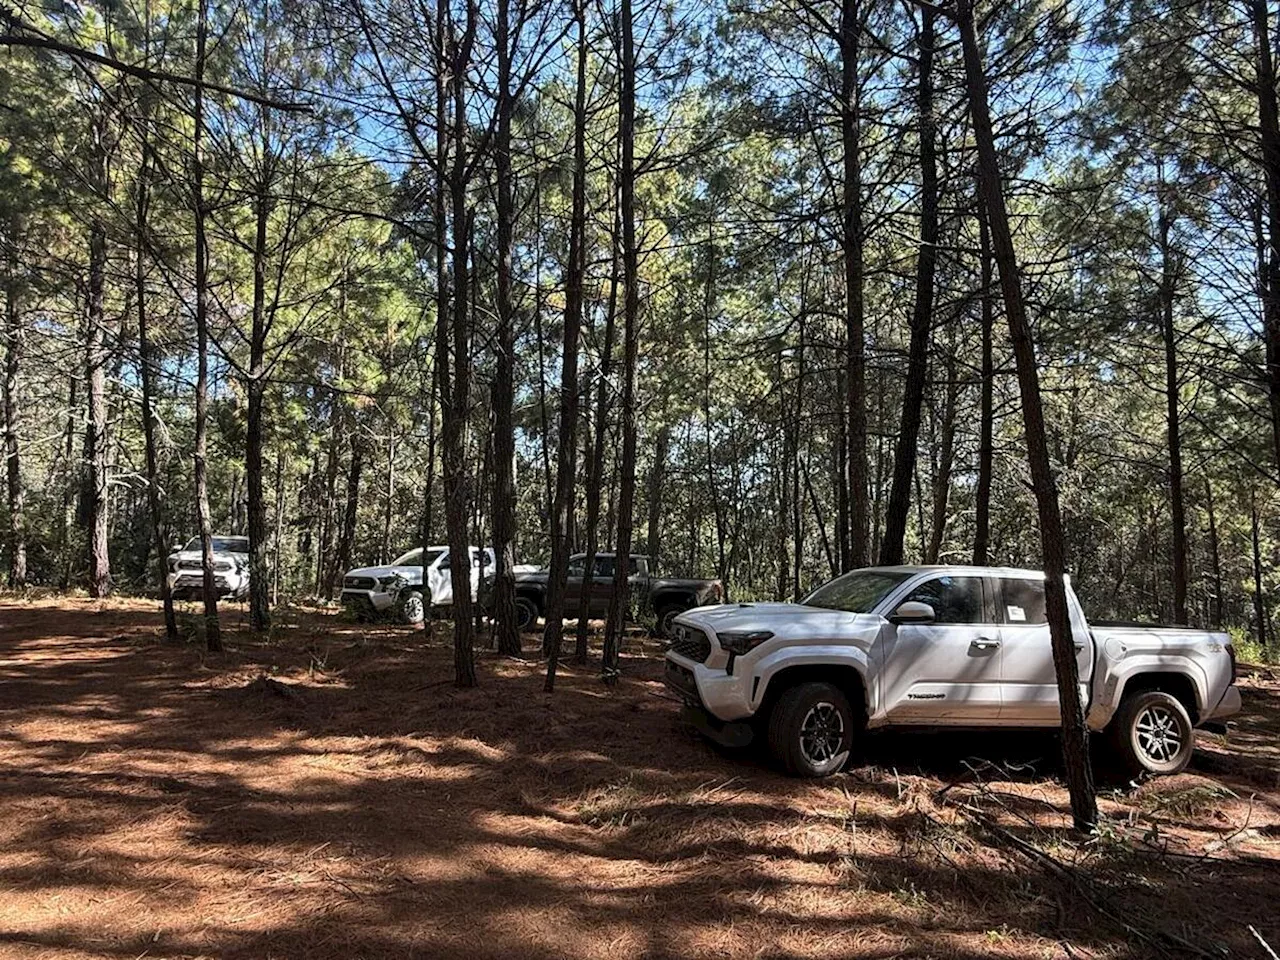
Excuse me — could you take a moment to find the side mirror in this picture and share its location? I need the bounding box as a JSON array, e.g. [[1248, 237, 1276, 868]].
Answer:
[[890, 600, 935, 624], [170, 544, 184, 554]]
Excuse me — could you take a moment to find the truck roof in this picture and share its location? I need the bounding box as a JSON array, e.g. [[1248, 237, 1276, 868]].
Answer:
[[860, 564, 1049, 580]]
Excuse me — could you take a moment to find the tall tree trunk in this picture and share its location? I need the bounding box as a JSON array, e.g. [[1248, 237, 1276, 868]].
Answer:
[[1157, 199, 1188, 623], [1253, 0, 1280, 475], [541, 0, 589, 682], [334, 436, 364, 583], [3, 230, 26, 587], [273, 446, 285, 605], [491, 0, 521, 657], [957, 0, 1096, 831], [246, 175, 272, 632], [973, 208, 994, 564], [574, 203, 620, 663], [1252, 489, 1268, 652], [427, 0, 449, 581], [445, 2, 478, 686], [192, 0, 221, 651], [881, 5, 938, 566], [704, 223, 728, 587], [85, 107, 111, 599], [840, 0, 869, 567], [1205, 477, 1223, 627], [928, 350, 957, 564], [135, 130, 177, 641], [602, 0, 639, 682], [646, 424, 670, 561]]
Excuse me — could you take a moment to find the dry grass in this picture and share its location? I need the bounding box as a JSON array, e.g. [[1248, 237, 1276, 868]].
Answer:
[[1, 596, 1278, 959]]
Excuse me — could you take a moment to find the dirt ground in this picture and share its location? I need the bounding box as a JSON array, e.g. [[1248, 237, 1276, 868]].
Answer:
[[1, 597, 1278, 960]]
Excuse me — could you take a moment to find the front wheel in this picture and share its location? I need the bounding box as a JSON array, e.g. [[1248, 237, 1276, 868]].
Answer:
[[397, 590, 426, 626], [1108, 690, 1194, 779], [767, 682, 855, 777]]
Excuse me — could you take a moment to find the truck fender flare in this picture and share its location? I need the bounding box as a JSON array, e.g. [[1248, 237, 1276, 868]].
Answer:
[[1100, 657, 1209, 726], [750, 646, 873, 716]]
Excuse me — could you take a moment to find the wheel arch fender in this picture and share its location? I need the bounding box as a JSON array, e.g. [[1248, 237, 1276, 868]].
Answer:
[[1102, 659, 1208, 726], [751, 647, 873, 722]]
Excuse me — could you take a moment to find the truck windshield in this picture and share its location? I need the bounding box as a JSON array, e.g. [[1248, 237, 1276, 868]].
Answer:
[[391, 548, 444, 567], [185, 536, 248, 553], [802, 570, 912, 613]]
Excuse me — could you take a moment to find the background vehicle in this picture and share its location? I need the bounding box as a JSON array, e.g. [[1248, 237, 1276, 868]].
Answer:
[[665, 565, 1241, 779], [341, 546, 495, 624], [510, 553, 723, 636], [167, 536, 250, 601]]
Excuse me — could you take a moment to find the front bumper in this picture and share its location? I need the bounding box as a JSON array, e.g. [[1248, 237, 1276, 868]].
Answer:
[[167, 571, 246, 599], [341, 589, 397, 615], [662, 653, 755, 722]]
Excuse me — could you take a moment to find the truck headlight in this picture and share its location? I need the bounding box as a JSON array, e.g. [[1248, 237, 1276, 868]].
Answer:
[[718, 631, 774, 655]]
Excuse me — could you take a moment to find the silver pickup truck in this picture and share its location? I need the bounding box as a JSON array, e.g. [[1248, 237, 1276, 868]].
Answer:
[[664, 565, 1241, 779]]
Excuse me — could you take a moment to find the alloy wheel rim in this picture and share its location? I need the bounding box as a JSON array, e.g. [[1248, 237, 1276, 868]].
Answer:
[[799, 702, 845, 765], [405, 596, 423, 621], [1135, 704, 1183, 764]]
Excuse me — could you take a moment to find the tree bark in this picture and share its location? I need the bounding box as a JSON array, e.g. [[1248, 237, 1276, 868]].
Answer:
[[973, 207, 994, 565], [646, 424, 670, 562], [1157, 199, 1188, 624], [3, 230, 26, 587], [85, 105, 112, 599], [1252, 0, 1280, 475], [334, 436, 363, 584], [135, 127, 177, 641], [928, 350, 957, 564], [880, 5, 937, 567], [444, 1, 478, 687], [246, 170, 273, 632], [490, 0, 521, 658], [1252, 489, 1268, 652], [957, 0, 1096, 832], [192, 0, 221, 651], [1205, 476, 1223, 627], [840, 0, 869, 567], [603, 0, 639, 682]]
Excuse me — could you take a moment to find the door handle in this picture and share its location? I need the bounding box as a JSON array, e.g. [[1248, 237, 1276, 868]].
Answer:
[[971, 637, 1001, 650]]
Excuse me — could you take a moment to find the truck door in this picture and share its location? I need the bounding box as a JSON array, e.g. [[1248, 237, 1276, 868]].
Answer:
[[994, 576, 1092, 723], [430, 553, 453, 606], [881, 574, 1003, 723], [563, 556, 588, 618]]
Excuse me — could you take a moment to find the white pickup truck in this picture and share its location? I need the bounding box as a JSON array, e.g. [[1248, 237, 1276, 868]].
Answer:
[[341, 545, 495, 624], [665, 565, 1241, 779]]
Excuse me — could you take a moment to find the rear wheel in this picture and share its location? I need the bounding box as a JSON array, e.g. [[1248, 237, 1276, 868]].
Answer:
[[398, 590, 426, 626], [1108, 690, 1194, 779], [767, 682, 855, 777]]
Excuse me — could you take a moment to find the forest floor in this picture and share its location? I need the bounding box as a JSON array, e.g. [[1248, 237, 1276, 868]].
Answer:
[[1, 597, 1278, 960]]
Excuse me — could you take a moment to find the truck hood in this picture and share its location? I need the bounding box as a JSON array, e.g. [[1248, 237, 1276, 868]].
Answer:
[[345, 564, 420, 581], [676, 602, 879, 642]]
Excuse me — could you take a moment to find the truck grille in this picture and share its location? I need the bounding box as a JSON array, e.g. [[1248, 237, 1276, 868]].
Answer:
[[669, 625, 711, 663], [179, 559, 233, 572], [345, 576, 376, 590]]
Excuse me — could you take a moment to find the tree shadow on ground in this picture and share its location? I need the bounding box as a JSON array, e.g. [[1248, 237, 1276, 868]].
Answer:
[[0, 598, 1276, 959]]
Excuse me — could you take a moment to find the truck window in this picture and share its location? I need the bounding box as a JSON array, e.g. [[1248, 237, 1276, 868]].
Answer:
[[903, 576, 987, 624], [999, 578, 1048, 625], [802, 570, 911, 613], [568, 558, 586, 578], [593, 557, 639, 577]]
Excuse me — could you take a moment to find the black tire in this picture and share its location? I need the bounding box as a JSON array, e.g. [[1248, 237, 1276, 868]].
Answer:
[[1107, 689, 1194, 779], [655, 603, 687, 639], [767, 682, 855, 777], [514, 596, 539, 633], [398, 590, 426, 626]]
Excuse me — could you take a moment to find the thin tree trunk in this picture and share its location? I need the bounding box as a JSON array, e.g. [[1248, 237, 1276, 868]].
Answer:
[[246, 171, 272, 631], [881, 5, 937, 566], [841, 0, 869, 567], [192, 0, 220, 651], [957, 0, 1096, 831], [603, 0, 639, 682], [85, 109, 111, 599], [427, 0, 449, 582], [445, 2, 478, 686], [928, 351, 957, 564], [646, 424, 670, 561], [135, 128, 177, 640], [1205, 477, 1223, 627], [544, 0, 590, 682], [1252, 0, 1280, 475], [382, 434, 395, 563], [1252, 489, 1268, 652], [1157, 199, 1188, 624], [973, 207, 994, 565], [3, 228, 26, 586], [273, 445, 284, 605], [334, 436, 363, 582], [574, 202, 620, 663], [491, 0, 521, 657]]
